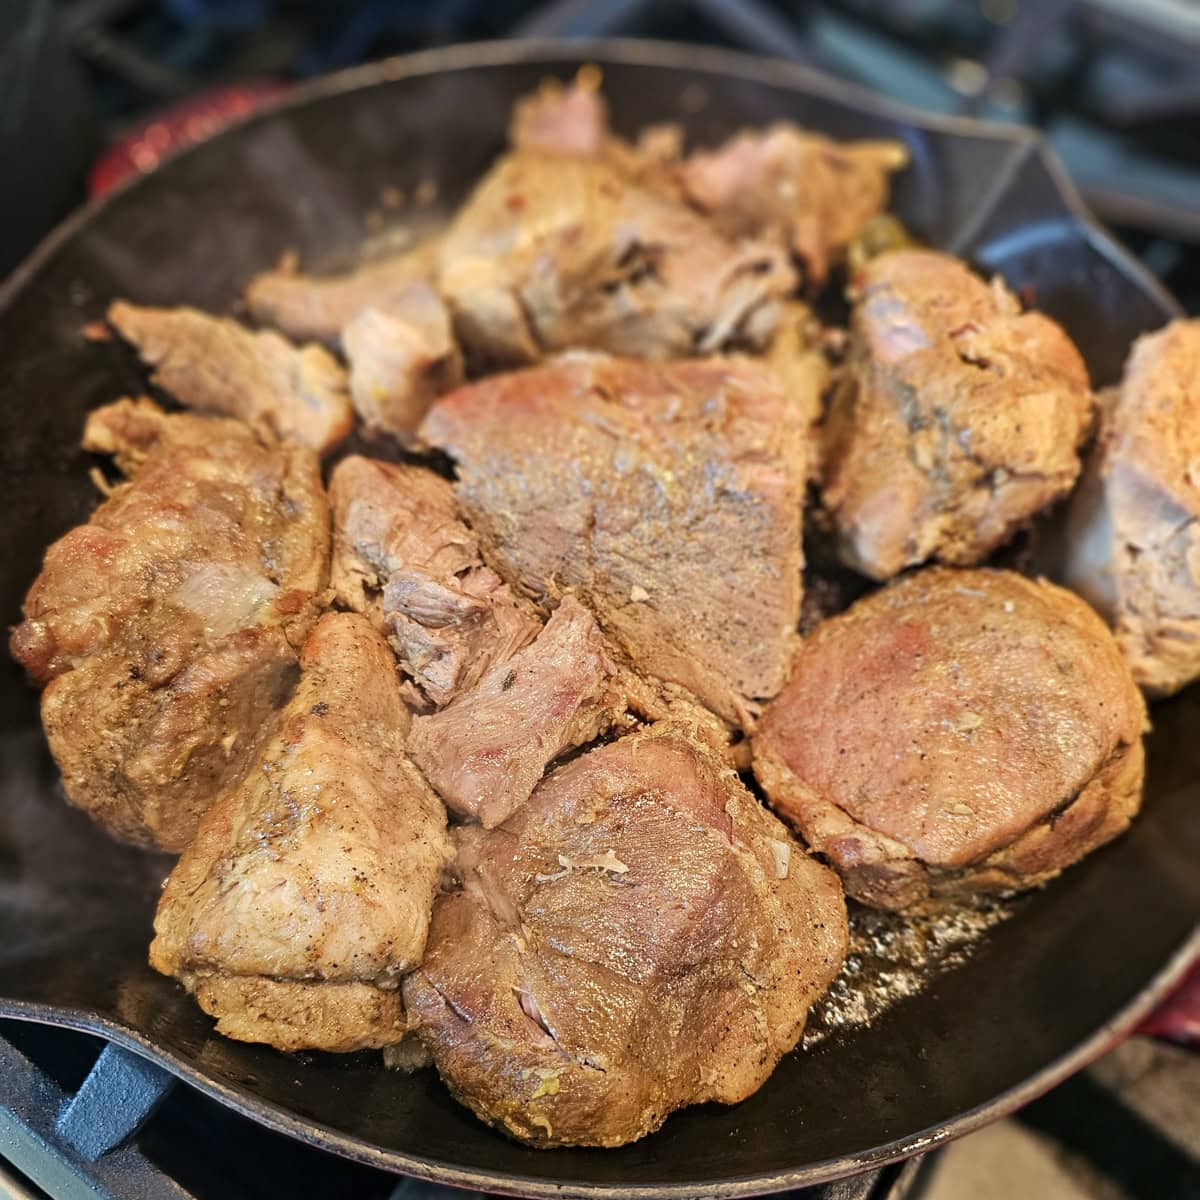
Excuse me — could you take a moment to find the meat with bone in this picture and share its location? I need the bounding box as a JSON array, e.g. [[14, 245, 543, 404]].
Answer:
[[342, 286, 464, 444], [420, 355, 807, 727], [407, 594, 621, 828], [328, 455, 540, 706], [753, 568, 1146, 911], [404, 723, 847, 1148], [821, 249, 1094, 581], [436, 153, 794, 366], [244, 239, 439, 347], [107, 301, 353, 454], [680, 124, 908, 287], [150, 612, 451, 1052], [10, 398, 329, 849], [1057, 319, 1200, 698]]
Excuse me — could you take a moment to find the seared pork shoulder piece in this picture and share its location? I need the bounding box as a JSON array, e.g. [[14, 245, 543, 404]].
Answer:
[[342, 285, 464, 443], [420, 355, 808, 727], [328, 456, 540, 705], [150, 613, 452, 1053], [245, 240, 439, 346], [1058, 319, 1200, 697], [10, 398, 329, 850], [754, 568, 1146, 911], [681, 124, 908, 287], [765, 301, 833, 483], [107, 301, 353, 454], [822, 249, 1093, 581], [436, 153, 794, 365], [408, 594, 621, 828], [404, 724, 847, 1148]]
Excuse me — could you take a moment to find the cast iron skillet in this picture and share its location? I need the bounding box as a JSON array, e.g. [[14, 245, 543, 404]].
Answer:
[[0, 38, 1197, 1199]]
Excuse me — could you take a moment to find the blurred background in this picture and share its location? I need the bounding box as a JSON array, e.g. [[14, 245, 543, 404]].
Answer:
[[2, 0, 1200, 297], [0, 4, 1198, 1200]]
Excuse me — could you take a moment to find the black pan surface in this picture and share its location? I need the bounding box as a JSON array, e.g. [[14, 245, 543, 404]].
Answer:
[[0, 39, 1196, 1199]]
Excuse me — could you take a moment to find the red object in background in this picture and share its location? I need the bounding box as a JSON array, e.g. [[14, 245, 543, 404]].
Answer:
[[1139, 961, 1200, 1046], [87, 81, 290, 198]]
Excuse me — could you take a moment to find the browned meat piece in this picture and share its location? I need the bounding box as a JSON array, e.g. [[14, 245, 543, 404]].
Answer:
[[1057, 320, 1200, 697], [10, 398, 329, 850], [328, 456, 540, 705], [408, 595, 621, 827], [681, 124, 908, 286], [150, 613, 452, 1052], [342, 285, 464, 444], [754, 568, 1146, 911], [510, 75, 609, 158], [822, 250, 1093, 581], [245, 240, 439, 346], [421, 356, 807, 727], [764, 301, 832, 483], [107, 301, 353, 454], [436, 154, 794, 366], [404, 724, 847, 1148]]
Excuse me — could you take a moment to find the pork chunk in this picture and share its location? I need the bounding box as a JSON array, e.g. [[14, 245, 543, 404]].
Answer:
[[245, 240, 439, 346], [408, 595, 621, 827], [342, 286, 463, 443], [754, 568, 1146, 910], [328, 456, 540, 705], [821, 250, 1094, 580], [150, 613, 452, 1052], [1058, 319, 1200, 697], [436, 154, 794, 366], [107, 301, 353, 454], [681, 124, 908, 286], [404, 724, 847, 1147], [420, 356, 808, 726], [10, 398, 329, 849]]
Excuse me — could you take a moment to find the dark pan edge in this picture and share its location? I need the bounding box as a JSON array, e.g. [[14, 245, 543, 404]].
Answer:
[[0, 36, 1192, 1198], [1, 926, 1196, 1199]]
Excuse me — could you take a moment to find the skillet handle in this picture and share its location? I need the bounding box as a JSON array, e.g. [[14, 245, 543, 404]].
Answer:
[[55, 1042, 175, 1160], [1138, 961, 1200, 1047]]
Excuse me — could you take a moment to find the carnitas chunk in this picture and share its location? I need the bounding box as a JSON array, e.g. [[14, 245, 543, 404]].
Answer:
[[822, 249, 1093, 580], [342, 285, 463, 444], [680, 123, 908, 286], [1058, 318, 1200, 697], [754, 568, 1146, 911], [436, 153, 794, 365], [404, 724, 847, 1147], [150, 613, 452, 1052], [407, 595, 621, 828], [328, 456, 540, 706], [107, 300, 352, 454], [420, 355, 807, 727], [245, 240, 439, 347], [10, 398, 329, 850]]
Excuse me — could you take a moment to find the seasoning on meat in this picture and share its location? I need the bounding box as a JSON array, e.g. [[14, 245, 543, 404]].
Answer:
[[10, 397, 329, 849], [107, 300, 353, 454], [1058, 318, 1200, 697], [821, 249, 1094, 580], [150, 613, 452, 1052], [754, 567, 1146, 911], [404, 723, 847, 1147], [420, 355, 808, 727]]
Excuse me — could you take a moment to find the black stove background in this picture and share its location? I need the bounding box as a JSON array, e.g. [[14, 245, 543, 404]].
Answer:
[[1, 2, 1198, 1198]]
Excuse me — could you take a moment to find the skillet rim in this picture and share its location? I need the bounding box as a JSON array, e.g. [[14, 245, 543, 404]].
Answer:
[[0, 36, 1194, 1198]]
